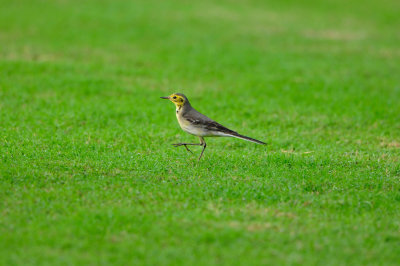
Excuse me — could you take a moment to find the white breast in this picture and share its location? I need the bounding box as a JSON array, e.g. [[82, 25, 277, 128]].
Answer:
[[176, 112, 208, 136]]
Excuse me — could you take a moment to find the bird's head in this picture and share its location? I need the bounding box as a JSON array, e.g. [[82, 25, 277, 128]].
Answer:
[[160, 93, 189, 108]]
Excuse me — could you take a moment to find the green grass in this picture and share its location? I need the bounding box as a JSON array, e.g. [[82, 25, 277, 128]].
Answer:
[[1, 0, 400, 264]]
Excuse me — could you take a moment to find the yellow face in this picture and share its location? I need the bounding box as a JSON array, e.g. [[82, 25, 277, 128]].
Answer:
[[160, 93, 186, 108]]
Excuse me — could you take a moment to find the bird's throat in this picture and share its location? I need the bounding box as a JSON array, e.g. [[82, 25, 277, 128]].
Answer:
[[175, 103, 183, 113]]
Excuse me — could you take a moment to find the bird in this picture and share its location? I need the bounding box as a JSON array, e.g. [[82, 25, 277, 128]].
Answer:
[[160, 93, 266, 161]]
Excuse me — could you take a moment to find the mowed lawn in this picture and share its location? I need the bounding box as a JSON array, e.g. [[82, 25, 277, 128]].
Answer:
[[1, 0, 400, 264]]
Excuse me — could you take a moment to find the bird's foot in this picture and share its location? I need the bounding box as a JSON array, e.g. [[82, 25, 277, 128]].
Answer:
[[172, 143, 184, 147], [172, 143, 193, 154]]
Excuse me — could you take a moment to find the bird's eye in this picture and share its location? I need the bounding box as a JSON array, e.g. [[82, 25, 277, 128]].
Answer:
[[173, 96, 177, 99]]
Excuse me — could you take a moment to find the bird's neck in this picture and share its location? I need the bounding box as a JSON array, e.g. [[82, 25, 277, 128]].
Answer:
[[175, 102, 191, 115]]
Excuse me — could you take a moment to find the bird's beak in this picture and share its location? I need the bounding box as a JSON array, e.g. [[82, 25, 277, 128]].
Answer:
[[160, 96, 170, 99]]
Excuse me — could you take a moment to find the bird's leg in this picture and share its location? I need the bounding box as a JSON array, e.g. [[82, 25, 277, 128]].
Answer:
[[198, 137, 207, 161], [172, 142, 202, 154], [172, 143, 202, 146], [182, 144, 193, 154]]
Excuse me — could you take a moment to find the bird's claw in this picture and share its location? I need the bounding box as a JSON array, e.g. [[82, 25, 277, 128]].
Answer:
[[184, 145, 193, 154], [172, 143, 193, 154], [172, 143, 182, 147]]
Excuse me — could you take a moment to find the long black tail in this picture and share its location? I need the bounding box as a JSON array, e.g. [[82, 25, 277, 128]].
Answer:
[[229, 133, 266, 145]]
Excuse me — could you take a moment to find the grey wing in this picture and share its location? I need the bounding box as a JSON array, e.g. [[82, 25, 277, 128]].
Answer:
[[184, 109, 238, 135]]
